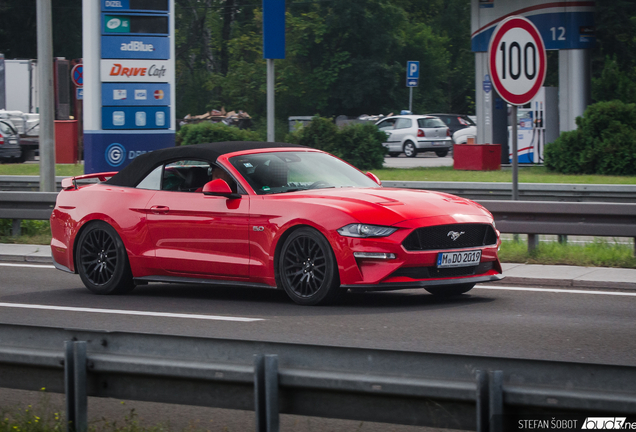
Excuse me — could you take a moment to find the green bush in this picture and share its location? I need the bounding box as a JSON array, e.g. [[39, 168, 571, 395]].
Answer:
[[545, 100, 636, 175], [177, 122, 262, 146], [0, 219, 50, 236], [287, 116, 387, 170]]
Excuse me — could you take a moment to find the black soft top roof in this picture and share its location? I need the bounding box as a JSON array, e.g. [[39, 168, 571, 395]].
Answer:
[[106, 141, 307, 187]]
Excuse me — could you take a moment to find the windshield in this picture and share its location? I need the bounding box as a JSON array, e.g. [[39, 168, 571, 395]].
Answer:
[[229, 151, 380, 195]]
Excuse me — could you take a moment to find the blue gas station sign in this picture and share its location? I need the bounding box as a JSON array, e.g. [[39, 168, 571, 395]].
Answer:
[[102, 106, 170, 129], [102, 82, 170, 106], [102, 0, 169, 13], [83, 0, 174, 174], [85, 132, 174, 173], [103, 14, 168, 36], [101, 35, 169, 59], [472, 10, 595, 52]]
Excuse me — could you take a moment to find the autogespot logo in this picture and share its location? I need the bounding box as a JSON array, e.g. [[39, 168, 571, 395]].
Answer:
[[105, 143, 126, 167]]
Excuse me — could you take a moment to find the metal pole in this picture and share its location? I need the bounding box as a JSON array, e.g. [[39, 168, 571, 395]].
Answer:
[[65, 341, 87, 432], [267, 59, 275, 142], [255, 354, 280, 432], [409, 87, 413, 113], [37, 0, 56, 192], [511, 105, 518, 200]]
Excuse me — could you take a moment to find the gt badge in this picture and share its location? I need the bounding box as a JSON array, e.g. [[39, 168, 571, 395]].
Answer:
[[447, 231, 465, 241]]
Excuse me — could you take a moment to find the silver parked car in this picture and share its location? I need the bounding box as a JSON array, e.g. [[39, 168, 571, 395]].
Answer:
[[376, 115, 452, 158], [0, 120, 22, 162]]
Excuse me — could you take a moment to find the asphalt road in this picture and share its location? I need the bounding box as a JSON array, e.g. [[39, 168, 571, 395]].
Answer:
[[2, 263, 635, 431], [1, 263, 635, 365]]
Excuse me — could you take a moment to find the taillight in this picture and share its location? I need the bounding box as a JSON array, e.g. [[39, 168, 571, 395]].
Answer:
[[417, 129, 425, 137], [0, 136, 4, 145], [446, 128, 451, 137]]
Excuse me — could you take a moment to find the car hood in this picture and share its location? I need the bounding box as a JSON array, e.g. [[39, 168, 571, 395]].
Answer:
[[276, 187, 492, 226]]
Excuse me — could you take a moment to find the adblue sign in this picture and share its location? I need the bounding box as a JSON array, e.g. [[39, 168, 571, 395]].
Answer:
[[101, 36, 169, 59]]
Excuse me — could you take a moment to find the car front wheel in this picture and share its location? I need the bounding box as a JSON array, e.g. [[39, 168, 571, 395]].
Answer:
[[425, 283, 475, 297], [76, 221, 135, 295], [278, 227, 341, 305], [403, 141, 417, 158]]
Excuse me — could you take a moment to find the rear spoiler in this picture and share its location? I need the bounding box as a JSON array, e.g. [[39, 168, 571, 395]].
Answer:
[[61, 172, 118, 190]]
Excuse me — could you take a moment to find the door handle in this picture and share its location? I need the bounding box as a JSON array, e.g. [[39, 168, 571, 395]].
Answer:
[[150, 205, 170, 214]]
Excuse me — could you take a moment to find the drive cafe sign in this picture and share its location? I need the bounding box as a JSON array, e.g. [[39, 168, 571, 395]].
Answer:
[[100, 59, 173, 82]]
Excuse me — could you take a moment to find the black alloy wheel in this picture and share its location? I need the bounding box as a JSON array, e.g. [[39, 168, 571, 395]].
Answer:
[[403, 141, 417, 158], [425, 283, 475, 297], [278, 227, 341, 305], [77, 221, 135, 295]]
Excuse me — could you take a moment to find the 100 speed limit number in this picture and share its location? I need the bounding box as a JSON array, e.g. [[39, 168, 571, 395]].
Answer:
[[488, 16, 546, 106]]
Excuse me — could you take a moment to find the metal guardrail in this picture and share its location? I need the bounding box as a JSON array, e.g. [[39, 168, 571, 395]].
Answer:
[[0, 191, 58, 236], [383, 181, 636, 203], [4, 176, 636, 202], [481, 200, 636, 253], [1, 323, 635, 432]]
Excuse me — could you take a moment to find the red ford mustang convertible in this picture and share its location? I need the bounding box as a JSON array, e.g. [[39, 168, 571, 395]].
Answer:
[[51, 141, 503, 305]]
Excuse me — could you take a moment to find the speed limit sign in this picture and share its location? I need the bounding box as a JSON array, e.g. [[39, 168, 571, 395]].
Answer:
[[488, 16, 546, 106]]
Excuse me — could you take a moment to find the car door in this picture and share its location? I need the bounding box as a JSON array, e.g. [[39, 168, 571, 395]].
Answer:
[[144, 160, 250, 278]]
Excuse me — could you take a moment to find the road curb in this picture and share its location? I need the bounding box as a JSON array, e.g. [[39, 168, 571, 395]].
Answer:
[[492, 276, 636, 291], [0, 255, 53, 264]]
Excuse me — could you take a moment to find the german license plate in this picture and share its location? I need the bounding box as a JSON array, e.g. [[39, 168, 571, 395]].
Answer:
[[432, 141, 445, 146], [437, 250, 481, 268]]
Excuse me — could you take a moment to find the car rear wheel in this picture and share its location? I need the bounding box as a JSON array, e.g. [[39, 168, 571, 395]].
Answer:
[[403, 142, 417, 158], [278, 227, 341, 305], [435, 150, 449, 157], [425, 283, 475, 297], [77, 221, 135, 295]]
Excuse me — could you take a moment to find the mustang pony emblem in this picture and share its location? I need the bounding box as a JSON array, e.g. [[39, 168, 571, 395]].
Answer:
[[447, 231, 465, 241]]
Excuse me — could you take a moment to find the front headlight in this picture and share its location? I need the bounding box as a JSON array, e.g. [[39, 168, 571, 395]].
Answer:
[[337, 224, 397, 238]]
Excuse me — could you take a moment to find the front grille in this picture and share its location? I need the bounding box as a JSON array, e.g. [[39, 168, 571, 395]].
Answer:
[[403, 224, 497, 251], [392, 262, 493, 280]]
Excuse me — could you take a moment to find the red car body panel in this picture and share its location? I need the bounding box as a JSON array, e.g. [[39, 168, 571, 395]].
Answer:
[[51, 146, 503, 293]]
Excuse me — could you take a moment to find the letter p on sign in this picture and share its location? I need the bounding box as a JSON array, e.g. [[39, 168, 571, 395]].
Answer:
[[407, 61, 419, 79]]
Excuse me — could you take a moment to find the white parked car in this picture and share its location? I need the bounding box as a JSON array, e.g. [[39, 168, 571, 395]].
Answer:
[[375, 115, 452, 158], [452, 126, 477, 144]]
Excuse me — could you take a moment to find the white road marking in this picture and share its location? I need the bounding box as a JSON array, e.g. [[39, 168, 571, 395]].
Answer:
[[0, 263, 55, 269], [476, 285, 636, 297], [0, 302, 264, 322]]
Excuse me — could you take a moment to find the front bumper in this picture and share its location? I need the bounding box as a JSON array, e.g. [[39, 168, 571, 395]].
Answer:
[[333, 216, 503, 288], [342, 273, 504, 291]]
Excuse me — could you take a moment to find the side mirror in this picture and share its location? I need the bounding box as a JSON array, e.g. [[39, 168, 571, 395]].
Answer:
[[365, 171, 382, 186], [202, 179, 241, 199]]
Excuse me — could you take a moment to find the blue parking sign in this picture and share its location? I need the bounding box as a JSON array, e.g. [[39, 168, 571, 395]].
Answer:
[[407, 61, 420, 79]]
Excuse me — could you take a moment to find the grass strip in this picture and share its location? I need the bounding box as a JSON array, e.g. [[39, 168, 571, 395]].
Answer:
[[374, 166, 636, 184], [1, 391, 170, 432], [0, 164, 84, 177], [498, 238, 636, 268]]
